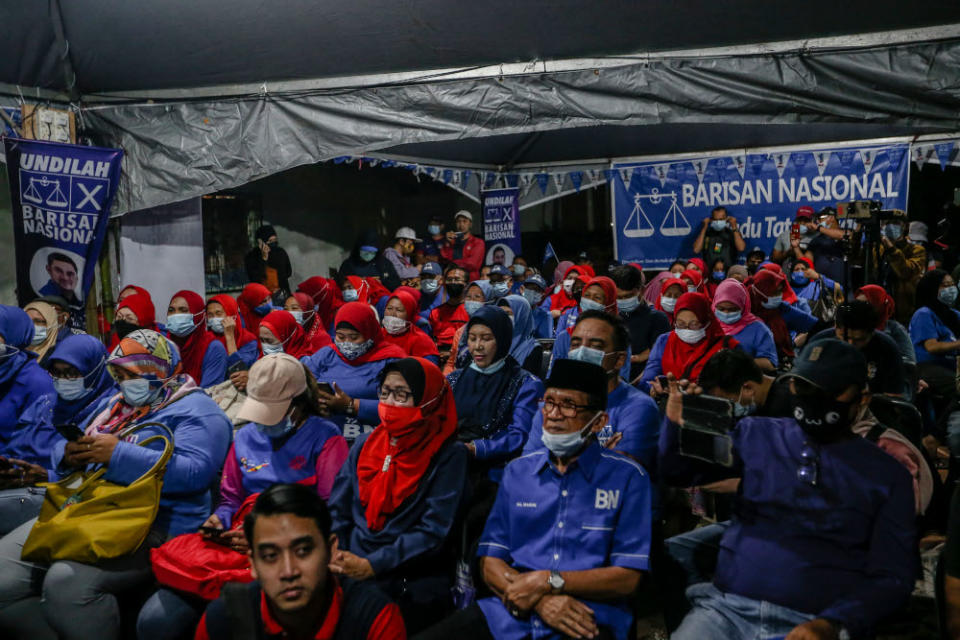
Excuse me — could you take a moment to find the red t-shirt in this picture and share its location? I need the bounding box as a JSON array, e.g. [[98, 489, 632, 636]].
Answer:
[[429, 303, 469, 348]]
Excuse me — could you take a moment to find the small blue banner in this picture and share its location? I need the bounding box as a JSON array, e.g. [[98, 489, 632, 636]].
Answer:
[[482, 187, 522, 267]]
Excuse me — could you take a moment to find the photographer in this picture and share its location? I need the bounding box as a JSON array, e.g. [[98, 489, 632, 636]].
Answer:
[[692, 207, 745, 270], [659, 339, 916, 640], [804, 207, 849, 288], [874, 210, 926, 325]]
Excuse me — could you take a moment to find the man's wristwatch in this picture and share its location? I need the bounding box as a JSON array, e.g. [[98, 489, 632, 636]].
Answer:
[[548, 570, 565, 594]]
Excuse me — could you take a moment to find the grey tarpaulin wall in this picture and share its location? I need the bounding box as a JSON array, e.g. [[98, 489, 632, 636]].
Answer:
[[2, 0, 960, 215]]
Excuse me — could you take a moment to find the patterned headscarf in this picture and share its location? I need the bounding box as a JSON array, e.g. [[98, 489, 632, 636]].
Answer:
[[108, 329, 181, 383]]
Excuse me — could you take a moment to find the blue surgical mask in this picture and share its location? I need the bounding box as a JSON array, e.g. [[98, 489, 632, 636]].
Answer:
[[422, 279, 440, 294], [256, 417, 296, 439], [253, 302, 273, 316], [712, 271, 726, 282], [617, 296, 640, 314], [166, 313, 197, 337], [31, 325, 47, 346], [710, 220, 728, 231], [512, 264, 526, 277], [798, 223, 809, 234], [336, 338, 373, 361], [428, 224, 442, 235], [675, 327, 706, 344], [760, 295, 783, 309], [54, 377, 89, 402], [120, 378, 160, 407], [568, 345, 606, 367], [939, 286, 958, 306], [262, 342, 284, 355], [522, 290, 541, 308], [791, 272, 809, 287], [687, 285, 698, 293], [359, 250, 377, 263], [207, 317, 224, 334], [884, 224, 902, 241], [464, 301, 484, 316], [734, 401, 756, 417], [580, 298, 605, 313], [540, 412, 602, 459], [491, 282, 510, 298], [343, 289, 360, 302], [660, 296, 677, 313], [469, 358, 507, 375], [289, 310, 304, 325], [714, 310, 742, 325]]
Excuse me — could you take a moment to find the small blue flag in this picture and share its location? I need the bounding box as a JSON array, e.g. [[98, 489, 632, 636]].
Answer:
[[536, 173, 549, 194], [543, 242, 558, 265]]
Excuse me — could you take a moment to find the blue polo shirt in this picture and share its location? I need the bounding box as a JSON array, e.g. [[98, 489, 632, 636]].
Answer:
[[728, 321, 778, 366], [910, 306, 960, 368], [476, 444, 652, 640]]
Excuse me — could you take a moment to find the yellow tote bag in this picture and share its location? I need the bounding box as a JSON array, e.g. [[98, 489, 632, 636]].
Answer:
[[22, 424, 174, 564]]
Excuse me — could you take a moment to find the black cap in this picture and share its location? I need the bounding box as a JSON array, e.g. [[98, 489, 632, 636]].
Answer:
[[34, 294, 70, 310], [784, 338, 867, 394], [747, 246, 765, 258], [545, 359, 608, 410]]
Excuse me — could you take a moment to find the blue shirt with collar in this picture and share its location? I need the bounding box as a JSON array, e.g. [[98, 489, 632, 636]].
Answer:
[[658, 415, 916, 639], [477, 443, 652, 640], [728, 321, 779, 366]]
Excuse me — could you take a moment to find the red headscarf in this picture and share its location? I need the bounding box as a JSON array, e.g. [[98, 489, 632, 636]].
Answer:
[[548, 264, 593, 312], [260, 310, 314, 359], [681, 269, 705, 295], [750, 270, 793, 358], [357, 357, 457, 531], [655, 277, 687, 324], [711, 279, 761, 336], [687, 258, 706, 273], [332, 302, 406, 365], [395, 285, 422, 306], [167, 290, 217, 384], [291, 291, 333, 352], [856, 285, 896, 330], [761, 263, 799, 304], [207, 293, 259, 353], [660, 292, 737, 381], [298, 276, 340, 328], [118, 284, 152, 303], [381, 291, 440, 359], [238, 283, 272, 334], [344, 276, 371, 305], [110, 292, 160, 349]]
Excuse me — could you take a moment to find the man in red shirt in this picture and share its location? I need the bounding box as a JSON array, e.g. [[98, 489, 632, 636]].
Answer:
[[429, 265, 469, 364], [441, 210, 485, 281], [195, 484, 405, 640]]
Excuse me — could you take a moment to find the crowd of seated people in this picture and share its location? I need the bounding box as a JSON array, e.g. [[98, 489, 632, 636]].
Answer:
[[3, 204, 960, 640]]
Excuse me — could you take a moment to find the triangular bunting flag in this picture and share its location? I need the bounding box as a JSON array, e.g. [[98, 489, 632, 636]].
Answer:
[[936, 141, 956, 171], [553, 173, 566, 191], [619, 167, 634, 187], [537, 173, 549, 194], [814, 151, 829, 177], [506, 174, 519, 188], [442, 169, 453, 184], [886, 147, 905, 172], [914, 146, 930, 171], [588, 169, 601, 184], [692, 159, 706, 184], [654, 163, 670, 187], [570, 171, 583, 192], [791, 152, 809, 172], [366, 157, 380, 167], [732, 155, 746, 179], [483, 172, 497, 188], [452, 170, 462, 186], [603, 168, 618, 183], [748, 154, 767, 177], [772, 153, 789, 178], [837, 150, 855, 168], [520, 174, 532, 188], [859, 149, 875, 174], [463, 170, 472, 187]]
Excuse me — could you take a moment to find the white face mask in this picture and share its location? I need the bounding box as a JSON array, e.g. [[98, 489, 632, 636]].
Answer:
[[760, 295, 783, 309], [541, 412, 603, 459], [660, 296, 677, 313], [675, 327, 707, 344], [563, 278, 575, 295], [382, 315, 408, 335]]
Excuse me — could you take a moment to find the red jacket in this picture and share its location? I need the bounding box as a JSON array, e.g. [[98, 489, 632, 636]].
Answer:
[[429, 303, 470, 348], [440, 234, 485, 281]]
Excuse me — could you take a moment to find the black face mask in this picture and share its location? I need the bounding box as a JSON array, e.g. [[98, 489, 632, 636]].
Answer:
[[267, 240, 279, 250], [445, 283, 465, 298], [790, 392, 859, 443], [113, 320, 140, 340]]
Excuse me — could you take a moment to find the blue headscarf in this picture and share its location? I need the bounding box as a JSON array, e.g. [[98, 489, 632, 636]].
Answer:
[[453, 280, 495, 369], [499, 295, 538, 367], [0, 305, 36, 387], [48, 334, 119, 425], [467, 280, 493, 301]]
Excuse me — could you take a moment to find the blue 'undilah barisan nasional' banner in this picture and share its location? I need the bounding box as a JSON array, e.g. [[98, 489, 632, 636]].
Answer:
[[482, 187, 522, 267], [4, 138, 123, 330], [611, 142, 910, 269]]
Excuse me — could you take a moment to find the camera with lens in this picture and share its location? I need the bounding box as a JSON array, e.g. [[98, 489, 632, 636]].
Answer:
[[836, 200, 901, 222]]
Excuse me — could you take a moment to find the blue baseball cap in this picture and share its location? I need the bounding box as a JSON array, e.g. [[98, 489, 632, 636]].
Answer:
[[523, 274, 547, 289], [421, 262, 443, 276], [490, 264, 511, 277]]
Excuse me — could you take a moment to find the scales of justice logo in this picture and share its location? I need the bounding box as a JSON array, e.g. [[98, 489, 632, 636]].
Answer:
[[622, 187, 691, 238]]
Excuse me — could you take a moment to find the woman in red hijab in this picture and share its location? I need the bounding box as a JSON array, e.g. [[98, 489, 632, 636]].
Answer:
[[301, 302, 406, 442], [760, 262, 800, 306], [686, 257, 706, 273], [166, 290, 226, 387], [579, 275, 619, 316], [237, 283, 273, 335], [749, 269, 796, 362], [117, 284, 152, 304], [298, 275, 339, 332], [327, 357, 467, 631], [109, 292, 161, 349], [856, 285, 915, 365], [259, 309, 315, 359], [654, 277, 686, 325], [380, 290, 440, 364], [547, 264, 595, 317], [342, 276, 372, 305], [284, 292, 333, 352], [681, 269, 706, 296], [639, 292, 739, 389], [206, 293, 260, 368]]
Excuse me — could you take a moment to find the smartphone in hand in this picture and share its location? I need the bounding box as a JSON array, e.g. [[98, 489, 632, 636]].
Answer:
[[56, 423, 85, 442], [198, 526, 224, 537]]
